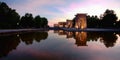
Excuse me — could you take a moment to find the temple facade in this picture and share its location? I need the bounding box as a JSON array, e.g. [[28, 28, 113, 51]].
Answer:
[[74, 14, 87, 29]]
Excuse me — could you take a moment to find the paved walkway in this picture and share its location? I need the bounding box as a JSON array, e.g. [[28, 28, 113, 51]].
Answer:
[[0, 28, 48, 34], [61, 28, 120, 32]]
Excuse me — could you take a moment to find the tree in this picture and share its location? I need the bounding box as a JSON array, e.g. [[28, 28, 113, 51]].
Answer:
[[40, 17, 48, 27], [0, 2, 20, 29], [116, 20, 120, 28], [19, 13, 35, 28], [101, 9, 118, 28], [34, 15, 41, 28], [34, 15, 48, 28], [87, 15, 100, 28]]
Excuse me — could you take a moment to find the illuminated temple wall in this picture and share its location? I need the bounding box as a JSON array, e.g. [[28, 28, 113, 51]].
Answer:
[[65, 20, 73, 28], [74, 14, 87, 29]]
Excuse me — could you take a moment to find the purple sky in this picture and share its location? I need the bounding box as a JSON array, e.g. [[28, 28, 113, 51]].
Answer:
[[1, 0, 120, 26]]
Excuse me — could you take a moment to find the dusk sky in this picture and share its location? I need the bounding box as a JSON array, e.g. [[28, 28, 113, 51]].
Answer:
[[1, 0, 120, 26]]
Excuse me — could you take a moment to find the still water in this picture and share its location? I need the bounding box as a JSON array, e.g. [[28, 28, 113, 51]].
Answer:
[[0, 30, 120, 60]]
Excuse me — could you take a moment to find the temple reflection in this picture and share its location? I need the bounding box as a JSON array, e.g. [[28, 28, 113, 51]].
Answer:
[[54, 30, 87, 46], [74, 32, 87, 46], [58, 30, 66, 35], [66, 32, 73, 38], [54, 30, 118, 47]]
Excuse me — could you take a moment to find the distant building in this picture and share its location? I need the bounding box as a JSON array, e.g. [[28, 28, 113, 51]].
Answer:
[[58, 22, 66, 28], [74, 14, 87, 29], [65, 20, 73, 28], [54, 24, 59, 28]]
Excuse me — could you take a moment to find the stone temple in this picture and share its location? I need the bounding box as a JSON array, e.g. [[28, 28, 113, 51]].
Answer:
[[74, 14, 87, 29], [54, 13, 87, 29]]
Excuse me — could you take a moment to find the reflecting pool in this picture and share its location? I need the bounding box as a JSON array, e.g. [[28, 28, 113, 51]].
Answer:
[[0, 30, 120, 60]]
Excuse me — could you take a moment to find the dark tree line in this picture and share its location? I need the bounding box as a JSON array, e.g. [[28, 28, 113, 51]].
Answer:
[[0, 2, 48, 29], [87, 15, 100, 28], [19, 13, 48, 28], [87, 9, 119, 28], [87, 32, 117, 48], [0, 2, 20, 29], [0, 31, 48, 58]]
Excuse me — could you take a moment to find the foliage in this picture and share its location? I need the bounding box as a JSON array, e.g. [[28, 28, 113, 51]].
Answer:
[[87, 15, 100, 28], [34, 15, 48, 28], [19, 13, 35, 28], [19, 13, 48, 28], [0, 2, 20, 29], [116, 20, 120, 28], [0, 2, 49, 29], [101, 9, 118, 28]]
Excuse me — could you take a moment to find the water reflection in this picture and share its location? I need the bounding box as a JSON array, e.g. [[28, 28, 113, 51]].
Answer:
[[19, 31, 48, 45], [0, 30, 120, 60], [0, 34, 20, 57], [87, 32, 117, 48], [99, 32, 117, 48], [0, 31, 48, 58], [20, 32, 35, 45], [74, 32, 87, 46], [54, 30, 118, 48]]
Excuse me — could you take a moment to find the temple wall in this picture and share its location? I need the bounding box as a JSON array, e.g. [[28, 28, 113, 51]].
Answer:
[[75, 14, 87, 29]]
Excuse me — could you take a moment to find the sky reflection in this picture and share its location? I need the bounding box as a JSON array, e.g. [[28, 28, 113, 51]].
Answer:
[[0, 31, 120, 60]]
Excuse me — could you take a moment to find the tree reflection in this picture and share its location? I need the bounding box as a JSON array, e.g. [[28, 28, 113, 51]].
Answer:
[[99, 32, 117, 48], [0, 34, 20, 57], [87, 32, 100, 41], [34, 31, 48, 42], [54, 30, 118, 48], [19, 32, 35, 45], [19, 31, 48, 45], [87, 32, 118, 48], [0, 31, 48, 58]]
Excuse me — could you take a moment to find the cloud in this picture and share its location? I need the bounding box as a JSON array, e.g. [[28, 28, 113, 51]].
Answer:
[[58, 0, 120, 17], [7, 0, 65, 16]]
